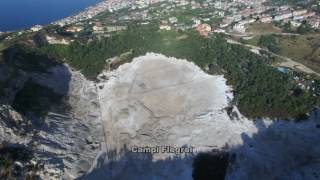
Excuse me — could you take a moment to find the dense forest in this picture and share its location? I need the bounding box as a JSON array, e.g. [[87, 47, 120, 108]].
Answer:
[[2, 23, 318, 119]]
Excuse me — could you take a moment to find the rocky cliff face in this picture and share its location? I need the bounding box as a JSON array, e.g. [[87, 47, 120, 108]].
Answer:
[[0, 63, 104, 179]]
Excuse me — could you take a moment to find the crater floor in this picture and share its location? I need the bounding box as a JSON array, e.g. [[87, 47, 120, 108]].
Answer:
[[93, 53, 258, 179], [98, 53, 256, 156]]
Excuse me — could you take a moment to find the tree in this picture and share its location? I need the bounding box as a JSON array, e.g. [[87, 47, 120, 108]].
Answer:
[[258, 35, 280, 53]]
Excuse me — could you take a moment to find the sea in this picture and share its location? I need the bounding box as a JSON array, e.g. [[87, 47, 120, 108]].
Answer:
[[0, 0, 101, 32]]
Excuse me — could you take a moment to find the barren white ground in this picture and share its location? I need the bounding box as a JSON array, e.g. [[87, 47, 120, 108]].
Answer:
[[98, 53, 258, 156], [90, 53, 259, 179], [88, 53, 320, 180]]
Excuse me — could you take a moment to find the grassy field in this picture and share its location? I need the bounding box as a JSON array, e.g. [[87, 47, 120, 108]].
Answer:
[[278, 35, 320, 73], [246, 22, 282, 34], [278, 36, 312, 59], [244, 34, 320, 73], [242, 36, 260, 46]]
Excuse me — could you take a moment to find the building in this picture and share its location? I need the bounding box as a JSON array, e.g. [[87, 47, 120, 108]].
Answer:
[[220, 17, 233, 28], [66, 26, 83, 33], [309, 19, 320, 28], [291, 21, 302, 27], [233, 23, 246, 33], [218, 11, 225, 17], [303, 12, 316, 18], [261, 16, 272, 23], [243, 19, 256, 24], [293, 9, 307, 16], [46, 35, 71, 45], [214, 29, 225, 33], [293, 16, 304, 21], [30, 25, 43, 32], [93, 22, 104, 31], [192, 19, 201, 27], [106, 26, 127, 33], [196, 24, 211, 37], [169, 17, 178, 24], [274, 12, 293, 21], [159, 25, 171, 31]]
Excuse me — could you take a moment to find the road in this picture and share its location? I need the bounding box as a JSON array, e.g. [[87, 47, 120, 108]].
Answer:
[[222, 31, 301, 37], [225, 38, 320, 76]]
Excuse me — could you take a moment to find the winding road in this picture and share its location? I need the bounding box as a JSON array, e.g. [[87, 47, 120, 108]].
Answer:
[[225, 38, 320, 76]]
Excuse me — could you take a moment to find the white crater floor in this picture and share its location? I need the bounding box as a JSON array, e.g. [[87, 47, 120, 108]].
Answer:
[[98, 53, 257, 157], [84, 53, 320, 180], [89, 53, 259, 179]]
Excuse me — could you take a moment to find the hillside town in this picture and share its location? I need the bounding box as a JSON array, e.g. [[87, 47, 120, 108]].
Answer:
[[0, 0, 318, 40], [46, 0, 320, 36]]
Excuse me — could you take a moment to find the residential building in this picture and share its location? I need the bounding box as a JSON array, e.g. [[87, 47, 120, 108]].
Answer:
[[261, 16, 272, 23], [196, 23, 211, 37]]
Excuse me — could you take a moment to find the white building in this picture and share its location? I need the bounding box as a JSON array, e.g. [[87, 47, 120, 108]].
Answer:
[[293, 16, 304, 21], [274, 12, 293, 21], [169, 17, 178, 24], [261, 16, 272, 23], [293, 9, 307, 16], [214, 29, 226, 33], [233, 23, 246, 33], [30, 25, 43, 32], [291, 21, 302, 27], [159, 25, 171, 31], [309, 20, 320, 28]]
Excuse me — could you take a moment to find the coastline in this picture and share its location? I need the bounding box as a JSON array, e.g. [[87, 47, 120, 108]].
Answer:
[[0, 0, 105, 33], [53, 0, 107, 27], [53, 0, 135, 27]]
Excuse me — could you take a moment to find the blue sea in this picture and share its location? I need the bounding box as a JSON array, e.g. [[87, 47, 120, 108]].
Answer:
[[0, 0, 101, 31]]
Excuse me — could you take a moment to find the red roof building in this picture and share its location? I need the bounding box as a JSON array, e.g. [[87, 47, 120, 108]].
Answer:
[[196, 24, 212, 37]]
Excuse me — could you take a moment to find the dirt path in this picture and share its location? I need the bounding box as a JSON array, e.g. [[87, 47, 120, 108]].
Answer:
[[223, 31, 301, 37], [225, 38, 320, 76]]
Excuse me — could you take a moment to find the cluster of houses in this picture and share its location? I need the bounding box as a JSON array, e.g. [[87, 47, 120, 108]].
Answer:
[[159, 17, 216, 38], [141, 0, 320, 36], [18, 0, 320, 40], [159, 17, 212, 37], [293, 73, 320, 97], [225, 4, 320, 33], [65, 26, 84, 33]]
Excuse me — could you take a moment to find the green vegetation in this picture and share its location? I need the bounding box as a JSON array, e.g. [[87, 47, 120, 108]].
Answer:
[[40, 22, 217, 78], [258, 35, 280, 53], [283, 22, 294, 33], [277, 35, 320, 73], [315, 4, 320, 15], [296, 21, 314, 34], [217, 42, 316, 119], [246, 22, 282, 34], [278, 20, 318, 34], [244, 34, 320, 73], [33, 23, 318, 119], [0, 19, 317, 119]]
